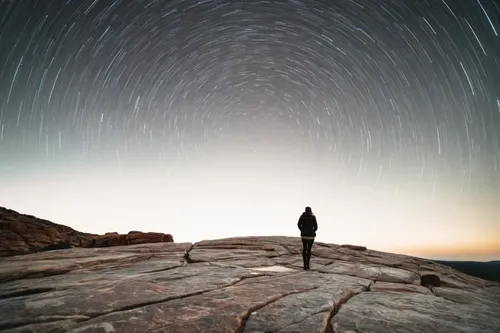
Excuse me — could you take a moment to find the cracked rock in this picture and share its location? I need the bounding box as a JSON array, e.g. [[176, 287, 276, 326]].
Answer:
[[0, 236, 498, 333]]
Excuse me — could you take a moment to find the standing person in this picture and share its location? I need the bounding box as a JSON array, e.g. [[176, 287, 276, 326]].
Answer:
[[297, 206, 318, 270]]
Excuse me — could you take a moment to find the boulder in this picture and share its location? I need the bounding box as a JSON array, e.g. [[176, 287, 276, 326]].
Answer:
[[421, 273, 441, 287], [0, 236, 498, 333]]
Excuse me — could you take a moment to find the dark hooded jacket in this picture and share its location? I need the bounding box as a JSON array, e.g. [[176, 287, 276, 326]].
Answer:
[[297, 212, 318, 237]]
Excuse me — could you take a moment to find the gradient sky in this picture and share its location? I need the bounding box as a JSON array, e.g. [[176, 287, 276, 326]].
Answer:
[[0, 0, 499, 261]]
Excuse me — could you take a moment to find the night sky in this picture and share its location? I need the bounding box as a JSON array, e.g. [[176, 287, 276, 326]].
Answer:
[[0, 0, 499, 260]]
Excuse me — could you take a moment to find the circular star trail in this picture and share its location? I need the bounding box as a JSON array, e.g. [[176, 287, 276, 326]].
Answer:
[[0, 0, 498, 253]]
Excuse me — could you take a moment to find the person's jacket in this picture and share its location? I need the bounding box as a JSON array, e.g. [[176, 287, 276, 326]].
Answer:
[[297, 212, 318, 237]]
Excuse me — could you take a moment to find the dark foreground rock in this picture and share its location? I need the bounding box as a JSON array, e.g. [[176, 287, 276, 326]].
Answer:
[[0, 236, 499, 333]]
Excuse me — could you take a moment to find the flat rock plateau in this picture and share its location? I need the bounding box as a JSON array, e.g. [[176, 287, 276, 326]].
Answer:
[[1, 236, 499, 333]]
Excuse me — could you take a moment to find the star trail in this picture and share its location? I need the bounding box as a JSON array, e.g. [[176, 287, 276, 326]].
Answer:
[[0, 0, 499, 260]]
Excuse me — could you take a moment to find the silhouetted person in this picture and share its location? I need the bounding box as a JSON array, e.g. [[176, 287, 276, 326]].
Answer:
[[297, 206, 318, 270]]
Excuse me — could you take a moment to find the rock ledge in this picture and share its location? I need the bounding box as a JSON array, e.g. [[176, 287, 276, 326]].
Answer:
[[0, 207, 173, 257], [0, 236, 499, 333]]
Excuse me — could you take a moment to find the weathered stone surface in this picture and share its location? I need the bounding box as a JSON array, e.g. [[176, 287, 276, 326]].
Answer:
[[92, 231, 174, 247], [0, 236, 498, 333], [318, 260, 421, 284], [243, 273, 370, 333], [0, 207, 96, 257], [0, 207, 174, 257], [341, 244, 367, 251], [370, 281, 433, 295], [331, 290, 500, 333]]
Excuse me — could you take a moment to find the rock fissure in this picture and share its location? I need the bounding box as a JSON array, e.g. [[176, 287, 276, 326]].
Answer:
[[141, 265, 183, 274], [75, 272, 273, 324], [266, 279, 357, 332], [0, 287, 54, 299], [235, 286, 320, 333], [322, 287, 370, 333], [183, 244, 194, 263], [1, 234, 499, 333], [110, 289, 220, 313], [151, 272, 204, 283], [277, 309, 329, 332]]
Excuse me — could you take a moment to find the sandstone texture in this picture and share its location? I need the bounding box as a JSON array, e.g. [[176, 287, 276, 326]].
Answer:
[[0, 236, 499, 333], [0, 207, 96, 257], [0, 207, 173, 257], [92, 231, 174, 247]]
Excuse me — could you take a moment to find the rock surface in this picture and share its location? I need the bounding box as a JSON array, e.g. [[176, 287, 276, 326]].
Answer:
[[0, 207, 96, 257], [92, 231, 174, 247], [0, 207, 173, 257], [0, 236, 499, 333]]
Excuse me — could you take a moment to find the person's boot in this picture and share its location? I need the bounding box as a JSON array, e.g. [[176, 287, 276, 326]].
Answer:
[[306, 253, 311, 270], [302, 253, 307, 270]]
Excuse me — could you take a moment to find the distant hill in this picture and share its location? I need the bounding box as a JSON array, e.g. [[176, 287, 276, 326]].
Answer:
[[0, 206, 97, 256], [0, 206, 174, 257], [435, 260, 500, 283]]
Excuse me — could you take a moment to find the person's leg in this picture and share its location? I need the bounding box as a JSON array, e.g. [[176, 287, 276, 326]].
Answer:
[[301, 238, 308, 269], [306, 239, 314, 268]]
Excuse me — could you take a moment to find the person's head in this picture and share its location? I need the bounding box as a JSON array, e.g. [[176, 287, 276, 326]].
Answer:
[[305, 206, 312, 214]]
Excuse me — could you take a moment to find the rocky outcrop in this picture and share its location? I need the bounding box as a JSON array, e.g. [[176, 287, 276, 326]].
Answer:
[[93, 231, 174, 247], [0, 207, 96, 257], [0, 207, 173, 257], [0, 236, 498, 333]]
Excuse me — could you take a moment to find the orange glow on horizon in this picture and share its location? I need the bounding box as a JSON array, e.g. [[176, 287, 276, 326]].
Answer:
[[1, 159, 498, 262], [393, 241, 500, 260]]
